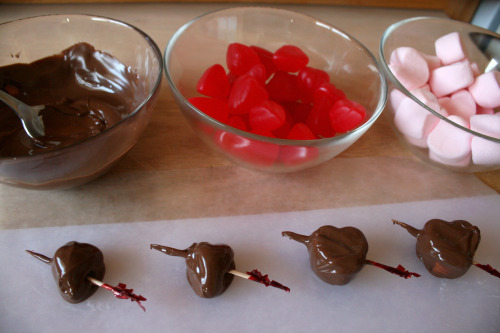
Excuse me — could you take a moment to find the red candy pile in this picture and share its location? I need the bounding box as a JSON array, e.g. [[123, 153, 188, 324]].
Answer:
[[189, 43, 367, 140]]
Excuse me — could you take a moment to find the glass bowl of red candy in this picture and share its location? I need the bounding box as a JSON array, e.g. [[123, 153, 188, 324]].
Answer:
[[164, 7, 387, 172], [0, 14, 162, 189], [380, 17, 500, 172]]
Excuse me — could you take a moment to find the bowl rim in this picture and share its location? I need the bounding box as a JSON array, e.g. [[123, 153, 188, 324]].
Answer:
[[164, 6, 387, 147], [379, 16, 500, 144], [0, 13, 163, 159]]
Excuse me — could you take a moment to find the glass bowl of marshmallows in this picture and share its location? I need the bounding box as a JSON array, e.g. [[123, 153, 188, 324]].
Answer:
[[379, 16, 500, 172]]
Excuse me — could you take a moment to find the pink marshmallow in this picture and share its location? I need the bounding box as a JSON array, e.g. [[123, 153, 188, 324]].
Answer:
[[438, 90, 476, 121], [471, 137, 500, 165], [470, 62, 480, 77], [470, 114, 500, 138], [422, 53, 441, 71], [429, 60, 475, 97], [394, 88, 446, 141], [477, 105, 495, 115], [434, 32, 467, 65], [429, 151, 471, 167], [389, 88, 406, 111], [405, 134, 429, 148], [413, 87, 441, 112], [427, 115, 472, 165], [470, 114, 500, 164], [389, 47, 429, 91], [468, 71, 500, 108]]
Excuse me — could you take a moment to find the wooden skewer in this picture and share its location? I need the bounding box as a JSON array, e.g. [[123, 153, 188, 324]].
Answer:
[[229, 269, 290, 292], [228, 269, 251, 279], [87, 276, 147, 311]]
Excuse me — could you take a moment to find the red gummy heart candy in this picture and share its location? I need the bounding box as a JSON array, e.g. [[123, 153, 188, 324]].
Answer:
[[266, 71, 299, 102], [228, 75, 269, 115], [249, 100, 286, 131], [329, 99, 366, 133], [227, 43, 260, 76], [313, 83, 346, 106], [272, 110, 293, 139], [286, 123, 316, 140], [214, 130, 279, 166], [196, 64, 230, 99], [227, 116, 248, 131], [281, 101, 313, 124], [297, 67, 330, 103], [306, 98, 336, 138], [280, 145, 319, 166], [250, 45, 277, 79], [272, 45, 309, 72], [246, 63, 267, 85], [188, 96, 229, 123]]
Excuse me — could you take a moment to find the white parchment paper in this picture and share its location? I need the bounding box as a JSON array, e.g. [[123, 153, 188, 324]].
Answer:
[[1, 196, 499, 333]]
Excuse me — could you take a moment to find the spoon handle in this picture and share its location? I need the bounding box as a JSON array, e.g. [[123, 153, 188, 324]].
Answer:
[[0, 89, 45, 138]]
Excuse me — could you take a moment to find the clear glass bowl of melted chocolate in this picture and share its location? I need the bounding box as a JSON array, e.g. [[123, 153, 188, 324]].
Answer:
[[0, 14, 162, 189]]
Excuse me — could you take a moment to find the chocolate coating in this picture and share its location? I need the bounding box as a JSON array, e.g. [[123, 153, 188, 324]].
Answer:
[[52, 242, 105, 303], [283, 225, 368, 285], [27, 241, 105, 303], [151, 242, 235, 298], [394, 219, 480, 279], [0, 42, 145, 156]]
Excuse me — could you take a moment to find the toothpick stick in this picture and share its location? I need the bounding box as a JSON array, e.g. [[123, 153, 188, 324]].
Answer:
[[229, 269, 290, 292], [229, 270, 252, 279], [87, 276, 147, 311]]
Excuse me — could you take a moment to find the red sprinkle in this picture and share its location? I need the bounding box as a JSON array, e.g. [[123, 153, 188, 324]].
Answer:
[[247, 269, 291, 293], [365, 260, 421, 279], [474, 263, 500, 278], [100, 282, 147, 311]]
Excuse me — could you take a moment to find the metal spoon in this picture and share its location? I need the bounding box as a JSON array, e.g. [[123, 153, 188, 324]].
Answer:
[[468, 31, 500, 72], [0, 89, 45, 139]]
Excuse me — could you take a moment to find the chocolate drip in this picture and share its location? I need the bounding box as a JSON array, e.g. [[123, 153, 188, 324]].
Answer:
[[151, 242, 235, 298], [283, 226, 368, 285], [393, 219, 480, 279], [0, 42, 146, 156], [27, 241, 105, 303]]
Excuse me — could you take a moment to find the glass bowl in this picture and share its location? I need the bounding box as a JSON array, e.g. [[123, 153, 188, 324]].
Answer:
[[379, 16, 500, 172], [0, 14, 162, 189], [164, 7, 387, 173]]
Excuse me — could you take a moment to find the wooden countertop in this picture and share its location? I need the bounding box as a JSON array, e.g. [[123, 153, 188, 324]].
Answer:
[[0, 3, 498, 230]]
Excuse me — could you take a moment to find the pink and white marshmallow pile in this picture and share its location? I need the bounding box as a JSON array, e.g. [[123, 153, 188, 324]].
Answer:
[[389, 31, 500, 167]]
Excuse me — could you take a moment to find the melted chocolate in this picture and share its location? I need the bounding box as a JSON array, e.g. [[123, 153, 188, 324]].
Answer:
[[27, 241, 105, 303], [282, 226, 368, 285], [0, 42, 145, 156], [151, 242, 235, 298], [394, 219, 481, 279]]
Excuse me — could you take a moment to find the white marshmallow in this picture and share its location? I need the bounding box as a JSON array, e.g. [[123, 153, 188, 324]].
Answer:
[[434, 32, 467, 65], [389, 47, 429, 91], [468, 71, 500, 108], [427, 115, 472, 165], [429, 60, 475, 97]]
